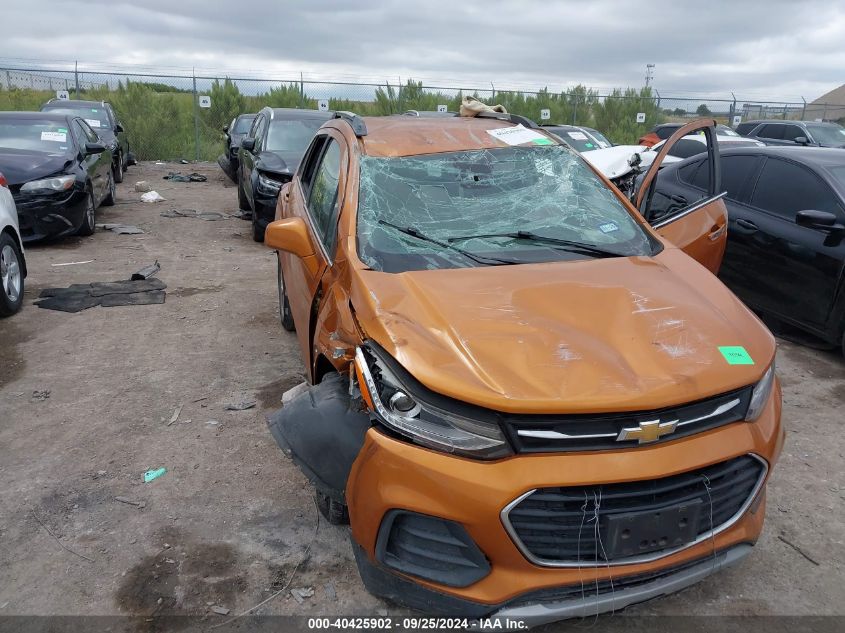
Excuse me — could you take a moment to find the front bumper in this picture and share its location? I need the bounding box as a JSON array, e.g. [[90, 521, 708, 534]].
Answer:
[[346, 382, 783, 613], [253, 189, 280, 229], [13, 189, 88, 242]]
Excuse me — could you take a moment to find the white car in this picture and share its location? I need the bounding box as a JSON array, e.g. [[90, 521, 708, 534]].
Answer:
[[1, 170, 26, 316]]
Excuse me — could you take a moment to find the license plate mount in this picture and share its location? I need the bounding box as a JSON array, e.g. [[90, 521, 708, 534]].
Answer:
[[601, 499, 703, 560]]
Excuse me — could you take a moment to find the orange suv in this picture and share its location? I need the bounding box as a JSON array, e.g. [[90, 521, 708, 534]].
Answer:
[[264, 112, 783, 624]]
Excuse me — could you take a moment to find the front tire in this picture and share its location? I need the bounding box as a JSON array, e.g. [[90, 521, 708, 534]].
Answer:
[[277, 259, 295, 332], [237, 170, 249, 211], [113, 152, 124, 183], [76, 188, 96, 236], [0, 233, 24, 317]]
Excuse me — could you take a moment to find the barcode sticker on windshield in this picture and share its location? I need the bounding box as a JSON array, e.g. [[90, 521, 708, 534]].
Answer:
[[85, 119, 101, 128], [487, 124, 549, 146], [41, 131, 67, 142]]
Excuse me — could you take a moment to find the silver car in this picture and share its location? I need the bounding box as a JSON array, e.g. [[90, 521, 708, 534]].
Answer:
[[0, 170, 26, 316]]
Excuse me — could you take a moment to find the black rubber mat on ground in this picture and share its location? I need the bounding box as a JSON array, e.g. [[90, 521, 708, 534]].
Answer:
[[35, 279, 167, 312]]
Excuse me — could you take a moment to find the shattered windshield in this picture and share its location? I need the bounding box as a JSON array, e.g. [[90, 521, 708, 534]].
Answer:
[[357, 146, 654, 273]]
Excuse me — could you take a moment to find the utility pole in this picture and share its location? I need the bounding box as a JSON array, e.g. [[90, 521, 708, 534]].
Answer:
[[645, 64, 655, 88], [74, 60, 80, 97], [192, 69, 200, 162]]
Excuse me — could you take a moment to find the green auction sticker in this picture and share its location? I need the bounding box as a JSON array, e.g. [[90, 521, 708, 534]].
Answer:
[[58, 128, 67, 133], [533, 137, 554, 145], [718, 346, 754, 365]]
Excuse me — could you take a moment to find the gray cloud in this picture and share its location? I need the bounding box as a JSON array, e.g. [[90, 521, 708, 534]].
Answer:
[[2, 0, 843, 100]]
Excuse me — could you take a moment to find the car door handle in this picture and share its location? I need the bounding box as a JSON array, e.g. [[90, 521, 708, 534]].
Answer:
[[708, 224, 726, 241], [736, 219, 758, 231]]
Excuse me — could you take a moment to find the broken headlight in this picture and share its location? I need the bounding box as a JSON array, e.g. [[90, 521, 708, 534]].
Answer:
[[745, 362, 775, 421], [354, 346, 512, 460], [256, 171, 286, 196]]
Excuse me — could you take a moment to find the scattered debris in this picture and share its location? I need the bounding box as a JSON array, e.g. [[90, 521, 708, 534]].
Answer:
[[290, 587, 314, 604], [230, 209, 251, 220], [179, 159, 190, 164], [51, 260, 93, 267], [167, 405, 183, 426], [210, 606, 230, 616], [32, 389, 51, 401], [163, 172, 208, 182], [206, 420, 220, 426], [114, 496, 146, 509], [134, 181, 152, 193], [97, 223, 144, 235], [778, 534, 820, 566], [160, 208, 229, 221], [143, 468, 167, 483], [224, 400, 256, 411], [323, 582, 336, 601], [35, 278, 167, 313], [131, 261, 161, 281], [140, 191, 166, 203], [282, 382, 309, 405]]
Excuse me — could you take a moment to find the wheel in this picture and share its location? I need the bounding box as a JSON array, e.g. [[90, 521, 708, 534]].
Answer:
[[277, 259, 295, 332], [237, 170, 249, 211], [102, 169, 116, 206], [113, 152, 124, 183], [315, 489, 349, 525], [0, 233, 24, 317], [76, 188, 96, 236], [252, 210, 265, 242]]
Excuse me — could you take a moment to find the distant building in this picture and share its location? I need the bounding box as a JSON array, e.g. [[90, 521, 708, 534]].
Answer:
[[805, 84, 845, 122]]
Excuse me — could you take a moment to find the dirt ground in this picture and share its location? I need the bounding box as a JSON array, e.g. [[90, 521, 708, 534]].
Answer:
[[0, 162, 843, 625]]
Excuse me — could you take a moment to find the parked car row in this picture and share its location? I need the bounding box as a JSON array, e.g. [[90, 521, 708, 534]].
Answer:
[[0, 99, 135, 316]]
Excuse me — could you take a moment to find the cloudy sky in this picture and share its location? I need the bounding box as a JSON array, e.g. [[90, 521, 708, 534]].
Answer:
[[2, 0, 843, 100]]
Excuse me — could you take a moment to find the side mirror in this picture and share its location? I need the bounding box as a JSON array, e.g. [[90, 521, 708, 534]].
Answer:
[[84, 142, 106, 154], [796, 209, 844, 231], [222, 125, 229, 133], [793, 136, 809, 145], [265, 217, 315, 259], [114, 123, 124, 133], [241, 138, 255, 152]]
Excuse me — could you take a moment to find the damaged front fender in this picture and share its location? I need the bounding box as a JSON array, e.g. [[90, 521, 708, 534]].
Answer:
[[267, 372, 371, 503]]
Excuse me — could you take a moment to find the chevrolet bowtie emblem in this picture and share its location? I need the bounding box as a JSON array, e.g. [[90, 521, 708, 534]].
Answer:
[[617, 419, 679, 444]]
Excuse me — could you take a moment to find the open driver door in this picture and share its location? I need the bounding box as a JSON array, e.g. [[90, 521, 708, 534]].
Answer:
[[635, 119, 728, 274]]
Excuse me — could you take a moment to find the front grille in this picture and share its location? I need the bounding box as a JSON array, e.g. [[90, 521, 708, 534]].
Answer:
[[376, 510, 490, 587], [505, 387, 752, 452], [503, 455, 766, 566]]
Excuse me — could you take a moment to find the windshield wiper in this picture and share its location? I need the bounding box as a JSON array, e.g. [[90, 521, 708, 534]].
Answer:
[[378, 220, 519, 266], [447, 230, 625, 258]]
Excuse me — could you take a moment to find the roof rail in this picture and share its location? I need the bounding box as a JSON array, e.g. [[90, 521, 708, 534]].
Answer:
[[333, 111, 368, 136], [473, 111, 541, 129]]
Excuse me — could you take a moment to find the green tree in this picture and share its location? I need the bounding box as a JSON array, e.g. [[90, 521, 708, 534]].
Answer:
[[696, 103, 711, 116], [206, 78, 245, 132]]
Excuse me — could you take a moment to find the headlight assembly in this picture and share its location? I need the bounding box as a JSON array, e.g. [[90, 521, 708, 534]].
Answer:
[[745, 362, 775, 421], [20, 175, 75, 193], [354, 345, 512, 459], [257, 171, 286, 195]]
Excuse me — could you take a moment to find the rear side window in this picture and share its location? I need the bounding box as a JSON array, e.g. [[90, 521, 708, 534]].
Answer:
[[677, 159, 703, 185], [666, 138, 706, 159], [757, 124, 784, 140], [720, 155, 759, 201], [735, 123, 756, 136], [656, 126, 678, 140], [751, 158, 843, 219]]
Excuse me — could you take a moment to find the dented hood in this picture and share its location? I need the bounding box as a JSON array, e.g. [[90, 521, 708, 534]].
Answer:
[[353, 248, 775, 414]]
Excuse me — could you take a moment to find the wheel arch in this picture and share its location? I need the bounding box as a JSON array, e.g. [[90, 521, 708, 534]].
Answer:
[[1, 226, 27, 277]]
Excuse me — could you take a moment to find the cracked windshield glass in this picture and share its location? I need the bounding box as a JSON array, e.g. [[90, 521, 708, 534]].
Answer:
[[356, 145, 654, 273]]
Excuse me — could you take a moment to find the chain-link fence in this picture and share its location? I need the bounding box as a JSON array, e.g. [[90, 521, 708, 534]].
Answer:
[[1, 65, 839, 161]]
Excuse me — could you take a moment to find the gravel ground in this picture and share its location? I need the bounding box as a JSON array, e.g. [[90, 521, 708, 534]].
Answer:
[[0, 161, 842, 626]]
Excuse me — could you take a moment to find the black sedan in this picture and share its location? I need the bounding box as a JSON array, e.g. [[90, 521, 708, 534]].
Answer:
[[651, 146, 845, 354], [0, 112, 114, 242], [221, 113, 256, 181], [238, 107, 332, 241], [40, 99, 132, 182]]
